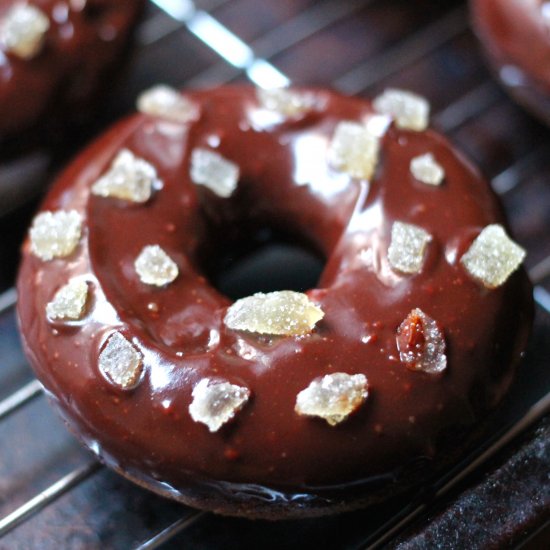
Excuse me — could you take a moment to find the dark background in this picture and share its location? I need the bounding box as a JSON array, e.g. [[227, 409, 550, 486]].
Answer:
[[0, 1, 548, 548]]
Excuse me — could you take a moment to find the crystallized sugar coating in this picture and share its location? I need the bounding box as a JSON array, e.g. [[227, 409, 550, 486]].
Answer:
[[30, 210, 82, 261], [328, 121, 381, 181], [373, 89, 430, 131], [91, 149, 160, 203], [257, 87, 317, 117], [137, 85, 197, 123], [396, 308, 447, 374], [98, 332, 143, 390], [189, 378, 250, 432], [410, 153, 445, 186], [388, 221, 432, 274], [295, 373, 368, 426], [461, 224, 526, 288], [46, 279, 88, 321], [0, 4, 49, 59], [224, 291, 324, 336], [190, 148, 239, 198], [134, 245, 178, 286]]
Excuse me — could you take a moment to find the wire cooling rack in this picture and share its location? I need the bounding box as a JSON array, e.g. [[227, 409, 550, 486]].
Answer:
[[0, 0, 549, 547]]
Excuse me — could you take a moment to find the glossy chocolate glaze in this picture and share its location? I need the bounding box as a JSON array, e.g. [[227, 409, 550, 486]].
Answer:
[[471, 0, 550, 122], [17, 86, 533, 518], [0, 0, 143, 145]]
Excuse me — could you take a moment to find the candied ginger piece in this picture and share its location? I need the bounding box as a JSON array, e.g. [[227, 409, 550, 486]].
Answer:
[[388, 221, 432, 274], [328, 121, 380, 181], [461, 224, 526, 288], [190, 148, 239, 198], [0, 4, 49, 59], [224, 291, 324, 336], [396, 308, 447, 374], [46, 279, 88, 321], [137, 84, 196, 123], [295, 373, 368, 426], [98, 332, 143, 390], [257, 87, 317, 117], [410, 153, 445, 186], [135, 245, 178, 286], [373, 89, 430, 131], [30, 210, 82, 261], [189, 378, 250, 432], [91, 149, 160, 203]]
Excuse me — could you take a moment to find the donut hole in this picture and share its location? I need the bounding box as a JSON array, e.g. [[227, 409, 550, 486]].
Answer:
[[198, 223, 325, 301]]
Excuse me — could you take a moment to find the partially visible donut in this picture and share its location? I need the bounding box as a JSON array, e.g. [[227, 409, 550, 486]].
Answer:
[[17, 85, 533, 519], [0, 0, 143, 146], [471, 0, 550, 124]]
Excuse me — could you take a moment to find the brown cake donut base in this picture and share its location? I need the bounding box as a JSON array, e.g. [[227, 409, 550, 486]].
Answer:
[[18, 86, 533, 519]]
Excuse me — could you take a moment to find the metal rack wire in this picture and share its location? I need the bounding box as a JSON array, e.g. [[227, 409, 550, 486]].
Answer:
[[0, 0, 549, 547]]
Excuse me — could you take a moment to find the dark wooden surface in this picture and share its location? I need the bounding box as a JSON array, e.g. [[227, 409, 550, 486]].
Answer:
[[0, 0, 549, 548]]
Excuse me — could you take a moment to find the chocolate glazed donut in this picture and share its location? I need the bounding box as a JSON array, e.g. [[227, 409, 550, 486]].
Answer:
[[0, 0, 143, 149], [16, 86, 533, 519], [471, 0, 550, 124]]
